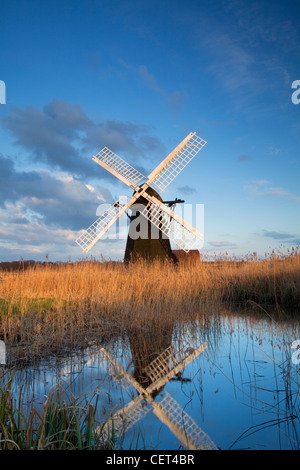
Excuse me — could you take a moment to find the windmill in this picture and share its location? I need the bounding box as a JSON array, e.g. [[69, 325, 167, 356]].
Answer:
[[98, 331, 217, 450], [75, 132, 206, 261]]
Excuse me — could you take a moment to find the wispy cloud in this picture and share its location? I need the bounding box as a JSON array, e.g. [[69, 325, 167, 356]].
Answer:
[[261, 187, 289, 197], [237, 154, 252, 163], [203, 33, 259, 95], [224, 0, 300, 54], [262, 230, 296, 240], [208, 240, 236, 248], [261, 230, 300, 246], [192, 1, 300, 111], [121, 61, 188, 116], [176, 185, 197, 195], [244, 179, 299, 200], [137, 65, 164, 95]]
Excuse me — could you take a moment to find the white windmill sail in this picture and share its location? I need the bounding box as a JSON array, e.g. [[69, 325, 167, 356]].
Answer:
[[152, 392, 217, 450], [92, 147, 146, 190], [102, 395, 151, 438], [144, 332, 207, 391], [75, 196, 129, 252], [146, 132, 206, 193], [140, 192, 203, 253]]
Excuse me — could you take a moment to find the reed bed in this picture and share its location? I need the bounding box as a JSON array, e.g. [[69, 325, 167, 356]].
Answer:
[[0, 249, 299, 360], [0, 368, 124, 450]]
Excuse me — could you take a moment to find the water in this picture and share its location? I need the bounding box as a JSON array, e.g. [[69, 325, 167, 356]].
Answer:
[[1, 308, 300, 450]]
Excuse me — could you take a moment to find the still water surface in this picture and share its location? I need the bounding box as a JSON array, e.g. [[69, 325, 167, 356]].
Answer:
[[2, 309, 300, 450]]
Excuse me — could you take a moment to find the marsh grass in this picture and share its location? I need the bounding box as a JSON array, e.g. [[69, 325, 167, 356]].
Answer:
[[0, 368, 128, 450], [0, 249, 299, 360]]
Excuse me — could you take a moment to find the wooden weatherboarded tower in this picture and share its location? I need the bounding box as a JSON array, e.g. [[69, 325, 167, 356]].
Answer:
[[76, 132, 206, 261], [124, 186, 179, 263]]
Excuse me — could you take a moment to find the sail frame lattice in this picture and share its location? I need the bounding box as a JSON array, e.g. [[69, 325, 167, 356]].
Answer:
[[150, 133, 206, 193], [140, 194, 202, 253], [93, 147, 146, 189], [75, 196, 128, 252]]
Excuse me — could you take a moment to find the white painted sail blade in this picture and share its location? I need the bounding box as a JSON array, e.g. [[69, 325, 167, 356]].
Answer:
[[153, 392, 217, 450], [101, 396, 150, 438], [75, 196, 128, 253], [93, 147, 146, 190], [148, 133, 206, 193], [141, 193, 203, 253], [100, 346, 148, 394], [97, 348, 149, 437], [145, 334, 207, 392]]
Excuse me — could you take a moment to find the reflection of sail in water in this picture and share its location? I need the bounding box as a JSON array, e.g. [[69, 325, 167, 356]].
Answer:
[[99, 329, 217, 450]]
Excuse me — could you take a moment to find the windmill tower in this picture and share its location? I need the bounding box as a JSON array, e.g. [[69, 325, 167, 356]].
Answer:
[[76, 132, 206, 262], [123, 187, 185, 262]]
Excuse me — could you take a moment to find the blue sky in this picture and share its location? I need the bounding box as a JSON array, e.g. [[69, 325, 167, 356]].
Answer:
[[0, 0, 299, 261]]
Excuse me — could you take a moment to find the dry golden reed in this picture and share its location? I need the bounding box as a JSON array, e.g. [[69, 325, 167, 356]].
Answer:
[[0, 250, 299, 358]]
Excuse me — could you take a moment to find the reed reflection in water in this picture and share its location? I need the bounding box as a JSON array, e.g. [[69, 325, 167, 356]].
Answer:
[[0, 307, 299, 450]]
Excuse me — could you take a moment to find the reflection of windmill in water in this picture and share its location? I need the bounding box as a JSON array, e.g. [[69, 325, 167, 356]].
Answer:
[[99, 328, 217, 450], [127, 323, 174, 393], [76, 132, 206, 262]]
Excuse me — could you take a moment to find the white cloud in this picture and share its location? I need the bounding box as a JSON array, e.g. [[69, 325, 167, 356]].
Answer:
[[208, 240, 236, 247], [244, 179, 299, 200]]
